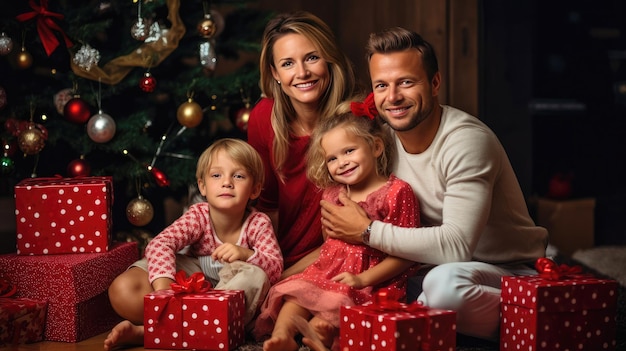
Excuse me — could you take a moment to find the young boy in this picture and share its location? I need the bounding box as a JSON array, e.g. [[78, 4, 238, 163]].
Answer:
[[104, 138, 283, 350]]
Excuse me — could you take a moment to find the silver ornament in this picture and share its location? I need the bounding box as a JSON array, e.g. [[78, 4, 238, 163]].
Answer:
[[87, 111, 116, 143], [0, 32, 13, 56], [131, 18, 151, 41], [72, 44, 101, 71], [199, 40, 217, 71]]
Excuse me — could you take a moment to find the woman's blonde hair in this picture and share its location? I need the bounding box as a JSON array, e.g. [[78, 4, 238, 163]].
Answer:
[[306, 102, 394, 189], [259, 11, 357, 180], [196, 138, 264, 188]]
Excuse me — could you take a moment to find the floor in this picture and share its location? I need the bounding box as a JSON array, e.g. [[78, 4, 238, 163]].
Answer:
[[0, 332, 144, 351]]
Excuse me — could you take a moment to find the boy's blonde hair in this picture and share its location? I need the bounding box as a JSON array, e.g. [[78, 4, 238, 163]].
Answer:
[[196, 138, 264, 188], [306, 102, 394, 189]]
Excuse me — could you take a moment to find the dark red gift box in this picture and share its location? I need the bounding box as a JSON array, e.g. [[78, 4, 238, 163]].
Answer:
[[14, 176, 113, 255], [144, 284, 245, 351], [0, 297, 47, 346], [340, 297, 456, 351], [500, 258, 618, 351], [0, 241, 138, 342]]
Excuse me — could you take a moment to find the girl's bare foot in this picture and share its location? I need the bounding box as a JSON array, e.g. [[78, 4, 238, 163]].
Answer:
[[262, 331, 299, 351], [309, 317, 337, 349], [103, 320, 144, 351]]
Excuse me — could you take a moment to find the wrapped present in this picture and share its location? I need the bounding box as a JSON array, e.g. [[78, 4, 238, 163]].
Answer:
[[0, 297, 47, 346], [14, 176, 113, 255], [340, 291, 456, 351], [500, 258, 618, 351], [144, 271, 245, 351], [0, 241, 138, 342]]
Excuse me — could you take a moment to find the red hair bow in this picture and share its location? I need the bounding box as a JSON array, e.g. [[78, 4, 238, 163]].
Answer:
[[350, 93, 378, 120]]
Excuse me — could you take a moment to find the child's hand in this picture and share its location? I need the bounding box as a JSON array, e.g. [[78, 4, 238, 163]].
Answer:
[[331, 272, 364, 288], [211, 243, 252, 263]]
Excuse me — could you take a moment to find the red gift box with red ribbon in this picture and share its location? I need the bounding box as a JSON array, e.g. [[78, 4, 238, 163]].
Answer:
[[500, 258, 618, 351], [144, 272, 246, 350], [0, 297, 47, 346], [0, 242, 138, 342], [340, 291, 456, 351], [14, 176, 113, 255]]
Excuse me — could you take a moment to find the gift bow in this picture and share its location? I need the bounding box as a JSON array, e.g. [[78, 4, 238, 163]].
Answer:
[[350, 92, 378, 120], [170, 271, 212, 294], [16, 0, 73, 56], [369, 289, 426, 313], [535, 257, 583, 280]]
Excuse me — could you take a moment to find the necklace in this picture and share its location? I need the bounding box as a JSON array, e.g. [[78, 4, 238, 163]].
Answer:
[[295, 119, 314, 135]]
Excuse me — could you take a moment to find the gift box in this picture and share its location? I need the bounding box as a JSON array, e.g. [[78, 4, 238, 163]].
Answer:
[[0, 241, 138, 342], [500, 258, 618, 351], [14, 176, 114, 255], [144, 278, 245, 351], [0, 297, 47, 346], [340, 295, 456, 351]]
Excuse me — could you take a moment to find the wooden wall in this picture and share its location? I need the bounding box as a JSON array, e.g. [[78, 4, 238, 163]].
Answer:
[[253, 0, 479, 116]]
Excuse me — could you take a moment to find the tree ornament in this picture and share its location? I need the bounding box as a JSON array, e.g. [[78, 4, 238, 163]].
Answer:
[[0, 85, 7, 110], [67, 156, 91, 177], [18, 124, 47, 155], [0, 32, 13, 56], [235, 103, 252, 132], [87, 111, 116, 143], [53, 88, 73, 115], [197, 14, 217, 39], [15, 0, 73, 56], [72, 43, 101, 71], [64, 96, 91, 124], [139, 72, 157, 92], [0, 156, 15, 176], [199, 40, 217, 71], [16, 47, 33, 69], [177, 97, 203, 128], [148, 165, 170, 187], [126, 196, 154, 227], [130, 0, 151, 41]]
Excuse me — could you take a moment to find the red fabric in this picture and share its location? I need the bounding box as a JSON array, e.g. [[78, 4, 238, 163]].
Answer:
[[247, 98, 323, 268]]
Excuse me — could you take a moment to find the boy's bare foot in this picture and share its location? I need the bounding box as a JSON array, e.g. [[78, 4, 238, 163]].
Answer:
[[262, 331, 299, 351], [103, 320, 144, 351], [291, 315, 330, 351]]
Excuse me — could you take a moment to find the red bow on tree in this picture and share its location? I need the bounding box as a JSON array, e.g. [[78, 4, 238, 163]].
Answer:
[[350, 92, 378, 120], [16, 0, 73, 56]]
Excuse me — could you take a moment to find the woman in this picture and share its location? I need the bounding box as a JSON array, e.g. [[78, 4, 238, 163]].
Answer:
[[247, 11, 358, 278]]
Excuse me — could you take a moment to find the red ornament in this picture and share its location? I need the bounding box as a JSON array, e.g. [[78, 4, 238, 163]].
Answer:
[[139, 72, 157, 92], [148, 165, 170, 187], [64, 97, 91, 124], [67, 157, 91, 177], [235, 104, 251, 132], [547, 172, 573, 199]]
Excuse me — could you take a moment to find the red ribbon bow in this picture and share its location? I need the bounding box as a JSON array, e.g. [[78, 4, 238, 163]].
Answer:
[[535, 257, 583, 280], [16, 0, 73, 56], [369, 289, 426, 313], [350, 93, 378, 120], [170, 271, 212, 294]]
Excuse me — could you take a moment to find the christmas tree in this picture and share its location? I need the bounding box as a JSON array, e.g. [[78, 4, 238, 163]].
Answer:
[[0, 0, 271, 238]]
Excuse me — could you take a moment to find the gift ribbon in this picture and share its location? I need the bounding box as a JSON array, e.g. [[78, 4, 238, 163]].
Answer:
[[16, 0, 73, 56], [359, 290, 430, 351], [350, 92, 378, 120], [535, 257, 584, 280], [170, 271, 212, 294]]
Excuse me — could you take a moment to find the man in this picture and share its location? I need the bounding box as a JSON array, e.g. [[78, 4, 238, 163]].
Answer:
[[320, 27, 548, 341]]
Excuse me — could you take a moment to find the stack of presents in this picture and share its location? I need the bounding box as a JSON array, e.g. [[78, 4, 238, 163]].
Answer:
[[0, 176, 620, 351]]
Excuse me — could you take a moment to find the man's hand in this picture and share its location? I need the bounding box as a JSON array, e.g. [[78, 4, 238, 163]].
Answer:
[[320, 189, 371, 244]]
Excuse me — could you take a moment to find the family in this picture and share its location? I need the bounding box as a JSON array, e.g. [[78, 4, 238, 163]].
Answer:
[[103, 10, 548, 351]]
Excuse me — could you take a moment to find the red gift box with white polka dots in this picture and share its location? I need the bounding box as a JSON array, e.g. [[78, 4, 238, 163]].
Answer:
[[340, 301, 456, 351], [14, 176, 113, 255], [0, 241, 138, 342], [144, 289, 245, 350], [500, 274, 618, 351], [0, 297, 47, 346]]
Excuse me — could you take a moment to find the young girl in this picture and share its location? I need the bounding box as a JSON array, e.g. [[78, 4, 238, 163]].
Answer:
[[104, 138, 283, 350], [254, 97, 420, 351]]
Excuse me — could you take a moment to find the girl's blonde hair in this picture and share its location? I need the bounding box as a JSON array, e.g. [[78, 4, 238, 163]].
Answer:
[[306, 102, 394, 189], [259, 11, 357, 180], [196, 138, 264, 188]]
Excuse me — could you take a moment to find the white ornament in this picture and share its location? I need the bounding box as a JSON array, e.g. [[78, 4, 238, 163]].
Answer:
[[73, 44, 101, 71]]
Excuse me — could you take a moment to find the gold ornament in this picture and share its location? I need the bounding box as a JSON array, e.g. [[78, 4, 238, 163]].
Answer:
[[177, 98, 203, 128], [126, 196, 154, 227], [18, 126, 45, 155], [17, 48, 33, 69], [197, 16, 217, 38]]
